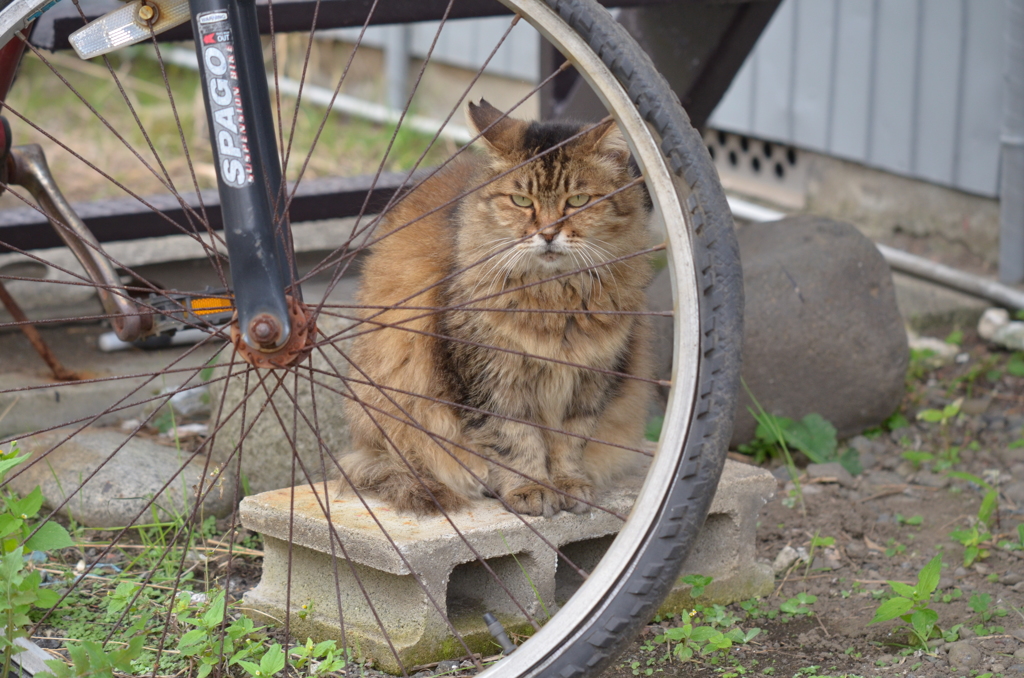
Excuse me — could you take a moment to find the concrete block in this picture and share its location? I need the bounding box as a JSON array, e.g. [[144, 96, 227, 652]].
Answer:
[[239, 460, 774, 673]]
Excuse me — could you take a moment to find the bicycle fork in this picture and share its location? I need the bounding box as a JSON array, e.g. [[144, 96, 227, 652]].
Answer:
[[188, 0, 313, 368]]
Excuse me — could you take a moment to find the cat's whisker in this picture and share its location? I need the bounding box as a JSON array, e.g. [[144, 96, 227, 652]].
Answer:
[[582, 241, 619, 291]]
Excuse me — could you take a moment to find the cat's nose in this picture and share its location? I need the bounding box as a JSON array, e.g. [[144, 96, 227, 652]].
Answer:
[[539, 231, 557, 242]]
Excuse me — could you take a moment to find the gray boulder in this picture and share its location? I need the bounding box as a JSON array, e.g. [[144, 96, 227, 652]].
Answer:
[[208, 315, 354, 496], [649, 216, 908, 447], [7, 428, 235, 527]]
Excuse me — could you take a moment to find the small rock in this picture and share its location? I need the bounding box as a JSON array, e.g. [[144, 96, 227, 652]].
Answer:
[[927, 638, 944, 649], [947, 641, 981, 669], [913, 470, 950, 488], [1014, 581, 1024, 593], [955, 566, 968, 577], [1015, 647, 1024, 660], [167, 385, 211, 418], [435, 660, 460, 674], [772, 465, 795, 482], [1009, 628, 1024, 643], [876, 654, 894, 665], [961, 397, 991, 416], [994, 664, 1007, 673], [979, 308, 1010, 340], [1004, 481, 1024, 505], [806, 462, 855, 487], [9, 428, 235, 527], [938, 576, 954, 590], [866, 470, 907, 486], [1008, 665, 1024, 674], [849, 435, 882, 468], [772, 545, 803, 574], [958, 625, 977, 639], [908, 335, 959, 363], [895, 460, 918, 477], [845, 541, 866, 559], [412, 672, 432, 678], [1010, 462, 1024, 479]]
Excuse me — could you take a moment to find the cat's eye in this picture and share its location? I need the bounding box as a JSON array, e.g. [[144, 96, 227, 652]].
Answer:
[[567, 194, 591, 208], [511, 195, 533, 208]]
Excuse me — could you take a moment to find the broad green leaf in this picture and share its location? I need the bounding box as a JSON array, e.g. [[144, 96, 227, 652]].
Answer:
[[888, 581, 916, 599], [688, 626, 721, 642], [198, 664, 213, 678], [34, 588, 60, 608], [917, 555, 943, 595], [783, 414, 837, 463], [25, 521, 73, 552], [918, 409, 944, 423], [911, 608, 938, 638], [869, 597, 914, 624], [238, 660, 261, 676], [744, 628, 762, 643], [662, 626, 689, 642], [0, 454, 28, 481], [0, 514, 22, 540], [969, 592, 991, 614], [260, 644, 286, 676], [963, 545, 980, 567], [9, 487, 44, 520]]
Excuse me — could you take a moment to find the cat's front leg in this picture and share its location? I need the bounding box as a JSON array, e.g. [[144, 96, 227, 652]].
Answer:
[[546, 416, 598, 514], [469, 418, 561, 517]]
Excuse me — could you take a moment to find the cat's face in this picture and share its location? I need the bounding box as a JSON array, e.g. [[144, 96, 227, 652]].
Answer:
[[459, 101, 648, 281]]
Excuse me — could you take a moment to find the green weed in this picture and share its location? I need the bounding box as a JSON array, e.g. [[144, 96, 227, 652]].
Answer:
[[0, 444, 73, 678], [867, 554, 943, 649]]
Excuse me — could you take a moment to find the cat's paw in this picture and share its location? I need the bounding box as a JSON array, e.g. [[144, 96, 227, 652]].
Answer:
[[504, 484, 560, 517], [554, 476, 595, 514], [388, 476, 469, 515]]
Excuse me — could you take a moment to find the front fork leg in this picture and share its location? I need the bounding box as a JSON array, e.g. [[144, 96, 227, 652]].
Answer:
[[188, 0, 302, 364]]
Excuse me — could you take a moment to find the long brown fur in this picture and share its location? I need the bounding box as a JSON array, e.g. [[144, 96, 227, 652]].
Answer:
[[336, 100, 654, 517]]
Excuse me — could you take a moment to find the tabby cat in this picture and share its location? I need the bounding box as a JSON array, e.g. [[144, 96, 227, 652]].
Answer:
[[336, 100, 653, 517]]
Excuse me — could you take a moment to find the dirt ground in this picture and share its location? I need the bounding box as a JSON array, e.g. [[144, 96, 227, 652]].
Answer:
[[600, 331, 1024, 678]]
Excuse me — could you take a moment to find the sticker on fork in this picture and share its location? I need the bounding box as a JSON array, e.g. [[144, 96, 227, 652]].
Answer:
[[197, 10, 253, 188]]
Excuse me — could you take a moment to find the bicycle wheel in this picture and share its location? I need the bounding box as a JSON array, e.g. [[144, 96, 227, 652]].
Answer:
[[0, 0, 742, 675]]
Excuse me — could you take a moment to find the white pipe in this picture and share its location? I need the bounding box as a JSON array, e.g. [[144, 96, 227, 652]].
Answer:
[[725, 194, 1024, 310], [161, 47, 473, 144]]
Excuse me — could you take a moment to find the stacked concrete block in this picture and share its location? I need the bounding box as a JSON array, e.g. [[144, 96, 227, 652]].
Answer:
[[239, 460, 775, 673]]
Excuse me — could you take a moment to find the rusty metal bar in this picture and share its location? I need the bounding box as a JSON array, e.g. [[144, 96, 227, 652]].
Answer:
[[0, 278, 78, 381]]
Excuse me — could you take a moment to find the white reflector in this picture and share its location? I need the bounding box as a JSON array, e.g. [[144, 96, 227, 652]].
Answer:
[[69, 0, 190, 60]]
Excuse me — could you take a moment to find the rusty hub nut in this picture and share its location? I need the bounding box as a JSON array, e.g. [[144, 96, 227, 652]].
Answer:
[[248, 314, 283, 349], [137, 3, 158, 23]]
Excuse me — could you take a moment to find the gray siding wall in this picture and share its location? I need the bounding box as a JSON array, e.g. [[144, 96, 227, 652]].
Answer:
[[330, 16, 539, 83], [709, 0, 1006, 197]]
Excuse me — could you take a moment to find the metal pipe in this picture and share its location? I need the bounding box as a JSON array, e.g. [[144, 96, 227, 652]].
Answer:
[[726, 195, 1024, 310], [999, 0, 1024, 283]]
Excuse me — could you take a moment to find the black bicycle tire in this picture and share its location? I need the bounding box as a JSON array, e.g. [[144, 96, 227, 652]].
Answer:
[[513, 2, 744, 675]]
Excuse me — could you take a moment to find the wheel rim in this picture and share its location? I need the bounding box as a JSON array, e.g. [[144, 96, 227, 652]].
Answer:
[[0, 0, 710, 674]]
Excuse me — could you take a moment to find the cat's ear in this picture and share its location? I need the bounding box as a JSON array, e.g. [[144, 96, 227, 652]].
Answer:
[[466, 99, 524, 156], [584, 118, 630, 165]]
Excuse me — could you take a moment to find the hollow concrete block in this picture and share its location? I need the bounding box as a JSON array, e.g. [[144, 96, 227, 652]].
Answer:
[[239, 460, 775, 673]]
